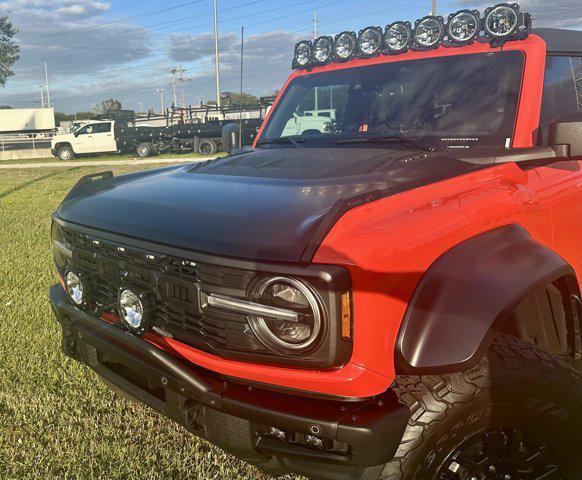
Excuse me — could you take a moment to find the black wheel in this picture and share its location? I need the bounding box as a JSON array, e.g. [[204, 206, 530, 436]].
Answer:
[[57, 145, 74, 161], [136, 142, 153, 158], [198, 139, 217, 156], [381, 336, 582, 480]]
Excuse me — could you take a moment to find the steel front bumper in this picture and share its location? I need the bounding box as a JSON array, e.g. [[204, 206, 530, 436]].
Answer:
[[50, 284, 409, 480]]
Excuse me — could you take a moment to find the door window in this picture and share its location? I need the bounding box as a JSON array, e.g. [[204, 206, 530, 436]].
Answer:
[[93, 123, 112, 133], [539, 56, 582, 143]]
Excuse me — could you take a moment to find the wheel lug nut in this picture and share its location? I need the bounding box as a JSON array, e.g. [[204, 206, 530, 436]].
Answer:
[[489, 465, 496, 473]]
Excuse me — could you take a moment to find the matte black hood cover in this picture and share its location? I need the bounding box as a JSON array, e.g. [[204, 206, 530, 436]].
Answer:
[[57, 147, 484, 262]]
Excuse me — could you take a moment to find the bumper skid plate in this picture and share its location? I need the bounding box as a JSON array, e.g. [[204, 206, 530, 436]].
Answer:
[[50, 284, 410, 480]]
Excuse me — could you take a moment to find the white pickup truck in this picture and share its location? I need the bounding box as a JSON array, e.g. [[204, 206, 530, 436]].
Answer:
[[51, 121, 120, 160]]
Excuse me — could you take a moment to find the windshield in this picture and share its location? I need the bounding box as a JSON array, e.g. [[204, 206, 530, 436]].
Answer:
[[260, 51, 524, 150]]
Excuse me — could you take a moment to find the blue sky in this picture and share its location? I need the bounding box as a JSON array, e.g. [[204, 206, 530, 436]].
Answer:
[[0, 0, 580, 113]]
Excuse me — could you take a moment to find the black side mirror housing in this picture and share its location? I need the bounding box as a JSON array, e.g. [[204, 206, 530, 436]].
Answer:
[[548, 111, 582, 157], [221, 123, 241, 155]]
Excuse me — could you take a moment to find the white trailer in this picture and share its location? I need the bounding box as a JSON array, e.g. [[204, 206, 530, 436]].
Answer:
[[0, 108, 55, 134]]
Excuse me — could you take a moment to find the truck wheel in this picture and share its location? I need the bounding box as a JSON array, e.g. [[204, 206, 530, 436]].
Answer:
[[198, 139, 217, 156], [381, 335, 582, 480], [57, 146, 74, 161], [136, 142, 153, 158]]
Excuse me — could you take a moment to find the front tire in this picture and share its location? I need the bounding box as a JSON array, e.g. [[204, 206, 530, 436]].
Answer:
[[381, 336, 582, 480], [57, 145, 74, 161]]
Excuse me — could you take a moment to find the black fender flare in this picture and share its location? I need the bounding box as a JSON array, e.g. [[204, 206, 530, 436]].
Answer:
[[396, 224, 576, 375]]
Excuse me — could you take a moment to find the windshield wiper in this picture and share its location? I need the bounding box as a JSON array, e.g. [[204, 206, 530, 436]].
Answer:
[[256, 136, 306, 148], [336, 135, 436, 152]]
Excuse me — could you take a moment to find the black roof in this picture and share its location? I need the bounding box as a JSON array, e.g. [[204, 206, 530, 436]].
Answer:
[[533, 28, 582, 55]]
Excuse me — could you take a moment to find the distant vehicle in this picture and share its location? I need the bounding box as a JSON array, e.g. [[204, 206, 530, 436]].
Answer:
[[50, 119, 262, 160], [0, 108, 55, 135]]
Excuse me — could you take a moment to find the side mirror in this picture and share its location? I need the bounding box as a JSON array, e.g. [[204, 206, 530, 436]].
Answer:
[[548, 111, 582, 157], [74, 131, 80, 137], [221, 123, 241, 155]]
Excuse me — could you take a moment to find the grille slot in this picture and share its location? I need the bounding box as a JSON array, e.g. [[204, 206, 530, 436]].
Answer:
[[62, 227, 267, 354]]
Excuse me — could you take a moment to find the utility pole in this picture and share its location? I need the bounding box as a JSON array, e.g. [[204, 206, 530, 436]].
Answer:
[[36, 85, 45, 108], [213, 0, 221, 108], [178, 65, 186, 107], [239, 25, 244, 149], [432, 0, 437, 16], [313, 11, 318, 111], [44, 61, 51, 108], [156, 88, 165, 113], [170, 68, 179, 107]]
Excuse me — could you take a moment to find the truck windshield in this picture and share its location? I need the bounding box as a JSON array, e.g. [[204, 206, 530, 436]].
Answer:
[[259, 51, 524, 150]]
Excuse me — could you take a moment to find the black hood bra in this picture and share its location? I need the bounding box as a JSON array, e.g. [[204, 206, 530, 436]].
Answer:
[[57, 147, 489, 263]]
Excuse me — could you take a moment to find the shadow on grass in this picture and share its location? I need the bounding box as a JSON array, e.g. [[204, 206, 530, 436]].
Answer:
[[0, 168, 81, 201]]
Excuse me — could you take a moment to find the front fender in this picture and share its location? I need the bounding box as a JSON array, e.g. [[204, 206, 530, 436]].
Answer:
[[396, 224, 575, 374]]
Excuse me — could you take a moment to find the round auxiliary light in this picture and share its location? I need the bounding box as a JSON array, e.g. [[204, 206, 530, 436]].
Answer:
[[447, 10, 480, 43], [66, 271, 84, 305], [334, 31, 357, 60], [119, 289, 144, 331], [248, 277, 323, 353], [385, 21, 412, 52], [313, 36, 334, 64], [293, 40, 312, 68], [358, 27, 383, 57], [484, 4, 519, 38], [414, 16, 445, 48]]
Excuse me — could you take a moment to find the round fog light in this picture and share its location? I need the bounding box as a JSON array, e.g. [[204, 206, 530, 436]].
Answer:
[[66, 271, 84, 305], [119, 289, 144, 330]]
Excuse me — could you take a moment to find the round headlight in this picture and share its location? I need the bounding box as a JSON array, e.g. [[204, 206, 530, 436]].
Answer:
[[447, 10, 480, 43], [484, 4, 519, 38], [385, 22, 412, 52], [249, 277, 323, 353], [358, 27, 383, 57], [334, 31, 357, 60], [294, 41, 312, 68], [414, 16, 444, 48], [119, 289, 144, 331], [66, 271, 84, 305], [313, 36, 334, 64]]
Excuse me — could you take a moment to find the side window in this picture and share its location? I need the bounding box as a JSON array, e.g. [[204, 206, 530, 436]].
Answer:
[[539, 56, 582, 143], [77, 125, 93, 135], [93, 123, 112, 133]]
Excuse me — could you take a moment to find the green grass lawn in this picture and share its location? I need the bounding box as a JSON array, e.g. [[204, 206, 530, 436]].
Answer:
[[0, 164, 297, 480]]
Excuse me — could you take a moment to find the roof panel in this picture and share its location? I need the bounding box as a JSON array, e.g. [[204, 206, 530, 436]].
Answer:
[[533, 28, 582, 55]]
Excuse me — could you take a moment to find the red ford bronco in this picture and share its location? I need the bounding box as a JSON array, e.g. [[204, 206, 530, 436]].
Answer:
[[50, 4, 582, 479]]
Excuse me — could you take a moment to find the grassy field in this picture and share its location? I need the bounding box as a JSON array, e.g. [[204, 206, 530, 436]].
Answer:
[[0, 151, 225, 165], [0, 164, 297, 480]]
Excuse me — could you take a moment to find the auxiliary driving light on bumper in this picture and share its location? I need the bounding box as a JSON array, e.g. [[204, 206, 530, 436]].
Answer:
[[66, 271, 84, 305], [118, 289, 146, 332]]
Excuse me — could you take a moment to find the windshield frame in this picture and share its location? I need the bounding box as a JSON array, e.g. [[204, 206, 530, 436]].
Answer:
[[255, 36, 547, 150]]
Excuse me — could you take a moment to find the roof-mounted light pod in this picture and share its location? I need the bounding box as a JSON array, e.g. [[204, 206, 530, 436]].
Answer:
[[292, 40, 313, 69], [483, 3, 531, 45], [334, 31, 358, 62], [313, 36, 334, 65], [384, 21, 413, 54], [413, 16, 445, 50], [357, 26, 383, 58], [446, 9, 481, 45]]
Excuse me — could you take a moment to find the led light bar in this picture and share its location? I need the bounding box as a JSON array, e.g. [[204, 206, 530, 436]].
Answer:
[[291, 2, 532, 69]]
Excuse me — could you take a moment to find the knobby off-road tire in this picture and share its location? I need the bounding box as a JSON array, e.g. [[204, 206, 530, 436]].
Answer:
[[381, 336, 582, 480]]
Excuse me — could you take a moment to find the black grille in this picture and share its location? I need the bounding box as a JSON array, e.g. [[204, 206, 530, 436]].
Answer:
[[61, 227, 267, 355]]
